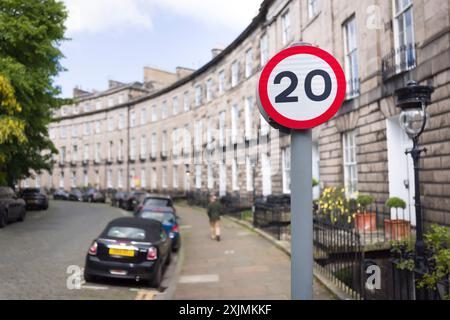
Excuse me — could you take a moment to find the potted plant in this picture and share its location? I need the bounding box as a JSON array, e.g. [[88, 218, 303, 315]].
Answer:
[[384, 197, 411, 241], [355, 194, 377, 232]]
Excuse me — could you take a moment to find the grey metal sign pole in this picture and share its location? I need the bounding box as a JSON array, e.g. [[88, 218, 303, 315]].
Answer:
[[291, 128, 313, 300]]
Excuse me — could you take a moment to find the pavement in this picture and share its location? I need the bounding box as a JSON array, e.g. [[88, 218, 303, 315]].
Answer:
[[172, 203, 334, 300]]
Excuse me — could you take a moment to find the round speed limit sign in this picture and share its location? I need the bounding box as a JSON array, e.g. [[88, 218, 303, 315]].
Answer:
[[258, 45, 346, 129]]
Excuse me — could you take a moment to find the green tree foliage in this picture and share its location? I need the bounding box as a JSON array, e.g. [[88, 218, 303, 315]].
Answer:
[[0, 0, 68, 187], [0, 74, 26, 184]]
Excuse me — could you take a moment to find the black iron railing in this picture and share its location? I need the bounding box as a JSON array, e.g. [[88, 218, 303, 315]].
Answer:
[[382, 43, 417, 80]]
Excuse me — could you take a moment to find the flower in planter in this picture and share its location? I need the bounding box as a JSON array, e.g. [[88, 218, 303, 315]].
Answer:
[[385, 197, 406, 216], [317, 186, 354, 225]]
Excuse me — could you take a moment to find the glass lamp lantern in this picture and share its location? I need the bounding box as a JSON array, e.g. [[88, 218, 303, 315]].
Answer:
[[395, 81, 434, 139]]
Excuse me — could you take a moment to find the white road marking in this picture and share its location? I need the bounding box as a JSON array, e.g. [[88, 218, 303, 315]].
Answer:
[[180, 225, 192, 229], [178, 274, 219, 284], [237, 231, 251, 236], [81, 285, 109, 290], [224, 250, 235, 255]]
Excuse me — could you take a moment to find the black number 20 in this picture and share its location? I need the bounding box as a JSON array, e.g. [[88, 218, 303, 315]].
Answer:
[[274, 69, 332, 103]]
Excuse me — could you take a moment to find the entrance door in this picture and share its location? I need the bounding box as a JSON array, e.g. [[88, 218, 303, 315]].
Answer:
[[386, 117, 416, 225], [261, 153, 272, 196], [219, 162, 227, 197]]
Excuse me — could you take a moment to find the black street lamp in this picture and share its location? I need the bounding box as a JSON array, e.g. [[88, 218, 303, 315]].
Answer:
[[394, 80, 434, 274]]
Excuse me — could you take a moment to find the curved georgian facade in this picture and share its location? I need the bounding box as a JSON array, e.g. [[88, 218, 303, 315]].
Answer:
[[26, 0, 450, 225]]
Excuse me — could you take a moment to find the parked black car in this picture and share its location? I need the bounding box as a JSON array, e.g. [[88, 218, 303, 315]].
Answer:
[[84, 217, 172, 287], [111, 191, 127, 207], [122, 191, 148, 211], [19, 188, 49, 210], [0, 187, 26, 228], [85, 189, 106, 203], [135, 194, 175, 214], [69, 189, 88, 202], [53, 188, 70, 200]]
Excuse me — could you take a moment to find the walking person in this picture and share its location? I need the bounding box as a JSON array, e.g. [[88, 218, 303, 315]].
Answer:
[[207, 194, 221, 241]]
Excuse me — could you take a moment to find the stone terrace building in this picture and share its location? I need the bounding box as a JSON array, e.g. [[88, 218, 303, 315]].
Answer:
[[25, 0, 450, 226]]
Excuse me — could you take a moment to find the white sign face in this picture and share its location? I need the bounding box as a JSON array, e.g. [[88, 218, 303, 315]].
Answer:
[[267, 54, 338, 121], [258, 45, 346, 129]]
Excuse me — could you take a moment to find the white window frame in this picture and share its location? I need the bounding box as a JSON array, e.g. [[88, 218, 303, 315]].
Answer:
[[308, 0, 318, 18], [151, 133, 157, 158], [161, 101, 168, 119], [282, 147, 291, 194], [393, 0, 416, 74], [140, 169, 146, 189], [343, 130, 358, 195], [207, 163, 214, 190], [195, 85, 202, 107], [172, 128, 179, 156], [162, 131, 168, 157], [246, 156, 254, 192], [343, 16, 360, 98], [232, 158, 239, 191], [231, 104, 238, 144], [107, 169, 113, 189], [245, 48, 253, 78], [206, 78, 213, 102], [95, 120, 101, 134], [130, 137, 136, 161], [184, 125, 191, 155], [218, 70, 225, 94], [183, 91, 190, 112], [231, 61, 239, 87], [151, 167, 157, 191], [83, 144, 89, 161], [60, 147, 66, 164], [118, 139, 124, 161], [219, 111, 226, 147], [108, 117, 114, 131], [95, 143, 101, 163], [140, 135, 147, 158], [162, 166, 168, 189], [173, 166, 178, 189], [281, 10, 291, 45], [108, 141, 113, 162], [152, 105, 158, 122], [72, 145, 78, 162], [141, 108, 147, 125], [245, 97, 253, 139], [118, 113, 125, 130], [195, 164, 202, 190], [118, 169, 123, 189], [195, 120, 203, 151], [172, 96, 179, 115], [130, 169, 135, 189], [260, 33, 269, 66]]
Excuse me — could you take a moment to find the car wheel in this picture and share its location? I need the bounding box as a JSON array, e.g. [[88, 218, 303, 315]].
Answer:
[[150, 263, 163, 288], [165, 251, 172, 266], [0, 211, 7, 228], [83, 270, 96, 283], [17, 208, 26, 222]]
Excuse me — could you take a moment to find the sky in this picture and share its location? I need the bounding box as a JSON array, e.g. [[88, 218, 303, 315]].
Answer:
[[57, 0, 263, 98]]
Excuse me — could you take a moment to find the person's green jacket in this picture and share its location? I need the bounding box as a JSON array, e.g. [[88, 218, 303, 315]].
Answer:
[[207, 201, 221, 221]]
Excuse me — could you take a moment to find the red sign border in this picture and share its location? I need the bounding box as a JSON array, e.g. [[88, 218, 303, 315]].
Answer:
[[258, 46, 346, 129]]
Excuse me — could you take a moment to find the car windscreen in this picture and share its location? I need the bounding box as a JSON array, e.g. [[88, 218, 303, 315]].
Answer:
[[144, 198, 171, 207], [106, 226, 146, 240], [140, 211, 173, 223]]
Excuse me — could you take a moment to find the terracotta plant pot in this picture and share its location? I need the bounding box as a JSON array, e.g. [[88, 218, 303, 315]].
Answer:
[[355, 212, 377, 232], [384, 219, 411, 241]]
